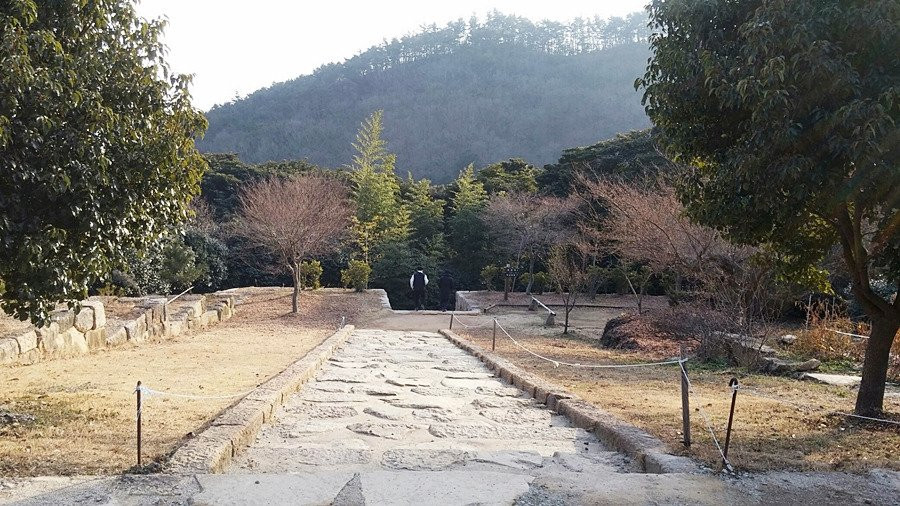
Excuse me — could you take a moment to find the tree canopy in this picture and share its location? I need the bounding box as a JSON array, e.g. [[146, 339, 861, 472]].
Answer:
[[0, 0, 207, 323], [638, 0, 899, 415]]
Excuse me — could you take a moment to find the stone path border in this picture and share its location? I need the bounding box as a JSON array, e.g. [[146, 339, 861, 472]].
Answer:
[[166, 325, 356, 474], [370, 288, 480, 315], [439, 329, 701, 474]]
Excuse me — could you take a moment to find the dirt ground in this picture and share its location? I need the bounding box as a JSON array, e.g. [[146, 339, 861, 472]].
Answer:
[[455, 309, 900, 473], [0, 288, 384, 476]]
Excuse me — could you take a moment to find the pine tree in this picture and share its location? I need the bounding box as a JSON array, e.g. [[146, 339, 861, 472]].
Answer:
[[404, 176, 445, 251], [449, 165, 490, 285], [348, 110, 409, 262]]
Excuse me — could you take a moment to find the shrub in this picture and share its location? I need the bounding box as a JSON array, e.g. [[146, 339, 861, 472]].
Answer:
[[480, 264, 500, 291], [518, 271, 551, 294], [794, 306, 900, 380], [184, 230, 228, 292], [341, 260, 371, 292], [299, 260, 323, 290]]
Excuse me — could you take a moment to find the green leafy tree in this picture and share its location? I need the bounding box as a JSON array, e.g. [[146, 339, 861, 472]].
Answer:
[[0, 0, 208, 323], [403, 177, 446, 251], [349, 110, 409, 263], [638, 0, 899, 416], [449, 165, 490, 285], [476, 158, 539, 195]]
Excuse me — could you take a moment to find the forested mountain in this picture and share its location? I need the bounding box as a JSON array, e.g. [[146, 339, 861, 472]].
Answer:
[[199, 12, 652, 182]]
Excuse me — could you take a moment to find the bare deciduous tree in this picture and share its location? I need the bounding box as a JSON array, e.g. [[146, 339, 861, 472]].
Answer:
[[548, 240, 591, 334], [482, 192, 575, 294], [238, 175, 353, 312]]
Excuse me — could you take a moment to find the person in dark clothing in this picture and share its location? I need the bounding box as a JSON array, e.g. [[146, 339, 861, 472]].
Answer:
[[438, 271, 455, 311], [409, 268, 429, 310]]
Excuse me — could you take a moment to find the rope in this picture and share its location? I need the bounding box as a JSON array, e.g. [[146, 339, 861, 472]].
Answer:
[[833, 412, 900, 426], [136, 384, 252, 400], [453, 315, 497, 329], [736, 385, 900, 426], [825, 328, 869, 339], [494, 319, 686, 369], [679, 361, 733, 472]]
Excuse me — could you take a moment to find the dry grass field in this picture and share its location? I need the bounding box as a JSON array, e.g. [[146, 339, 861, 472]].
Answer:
[[0, 288, 383, 476], [456, 309, 900, 472]]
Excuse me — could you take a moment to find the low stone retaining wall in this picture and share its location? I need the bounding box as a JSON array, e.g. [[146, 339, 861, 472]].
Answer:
[[439, 329, 701, 474], [166, 325, 356, 474], [454, 291, 482, 312], [0, 293, 236, 366]]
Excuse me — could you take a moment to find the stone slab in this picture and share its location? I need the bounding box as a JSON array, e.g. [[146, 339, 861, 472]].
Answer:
[[803, 373, 862, 387]]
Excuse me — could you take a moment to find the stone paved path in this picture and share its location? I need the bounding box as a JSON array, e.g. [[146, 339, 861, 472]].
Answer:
[[224, 329, 629, 502]]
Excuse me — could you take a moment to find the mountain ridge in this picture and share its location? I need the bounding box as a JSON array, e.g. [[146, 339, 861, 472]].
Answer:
[[198, 12, 653, 182]]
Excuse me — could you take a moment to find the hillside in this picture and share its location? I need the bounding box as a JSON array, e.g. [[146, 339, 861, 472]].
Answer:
[[199, 13, 652, 182]]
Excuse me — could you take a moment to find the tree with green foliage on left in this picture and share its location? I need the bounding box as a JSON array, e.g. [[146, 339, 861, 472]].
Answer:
[[0, 0, 208, 323]]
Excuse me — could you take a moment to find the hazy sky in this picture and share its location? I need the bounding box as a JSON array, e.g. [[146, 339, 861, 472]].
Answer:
[[136, 0, 647, 110]]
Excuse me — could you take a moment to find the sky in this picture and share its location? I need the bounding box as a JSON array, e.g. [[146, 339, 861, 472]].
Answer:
[[135, 0, 648, 110]]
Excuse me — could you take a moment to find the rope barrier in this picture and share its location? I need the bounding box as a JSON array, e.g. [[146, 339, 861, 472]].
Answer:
[[825, 328, 869, 339], [736, 385, 900, 426], [136, 384, 253, 400], [494, 319, 686, 369], [679, 361, 734, 472], [453, 315, 500, 329]]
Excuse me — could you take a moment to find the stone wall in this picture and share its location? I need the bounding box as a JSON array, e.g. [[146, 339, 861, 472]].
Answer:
[[0, 293, 236, 366]]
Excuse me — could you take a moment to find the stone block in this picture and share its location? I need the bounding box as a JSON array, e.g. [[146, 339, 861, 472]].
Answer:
[[63, 328, 89, 354], [0, 338, 19, 364], [85, 328, 106, 349], [124, 314, 147, 342], [74, 306, 95, 333], [13, 329, 38, 354], [106, 325, 128, 346], [50, 309, 75, 332], [81, 300, 106, 329], [168, 320, 184, 337], [37, 322, 63, 351]]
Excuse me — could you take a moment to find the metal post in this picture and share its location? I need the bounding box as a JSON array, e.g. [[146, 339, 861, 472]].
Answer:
[[449, 313, 454, 330], [136, 380, 142, 467], [492, 318, 497, 351], [723, 377, 739, 464], [679, 344, 691, 447]]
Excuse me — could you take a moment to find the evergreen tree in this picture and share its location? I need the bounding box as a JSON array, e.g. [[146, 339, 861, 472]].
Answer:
[[348, 110, 409, 262], [449, 165, 490, 285], [404, 177, 446, 251]]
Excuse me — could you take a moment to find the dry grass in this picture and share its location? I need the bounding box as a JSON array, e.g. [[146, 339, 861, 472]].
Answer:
[[459, 312, 900, 472], [0, 288, 383, 476], [793, 310, 900, 380]]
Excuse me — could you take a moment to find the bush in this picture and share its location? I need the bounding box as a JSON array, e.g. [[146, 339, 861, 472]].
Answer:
[[299, 260, 323, 289], [341, 260, 371, 292], [100, 270, 140, 296], [518, 271, 551, 294], [794, 306, 900, 380], [184, 230, 228, 292], [480, 264, 500, 291]]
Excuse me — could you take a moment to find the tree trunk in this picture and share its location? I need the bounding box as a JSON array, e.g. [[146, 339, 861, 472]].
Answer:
[[526, 256, 536, 295], [855, 315, 899, 416], [291, 263, 301, 313]]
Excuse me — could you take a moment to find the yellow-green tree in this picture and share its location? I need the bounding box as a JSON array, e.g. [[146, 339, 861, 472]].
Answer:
[[348, 110, 409, 263]]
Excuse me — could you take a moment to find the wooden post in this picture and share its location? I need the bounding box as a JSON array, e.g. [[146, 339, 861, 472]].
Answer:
[[679, 345, 691, 447], [449, 313, 454, 330], [492, 318, 497, 351], [136, 380, 143, 467]]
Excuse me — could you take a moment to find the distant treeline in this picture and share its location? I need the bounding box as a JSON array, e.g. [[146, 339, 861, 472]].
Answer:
[[198, 12, 652, 182]]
